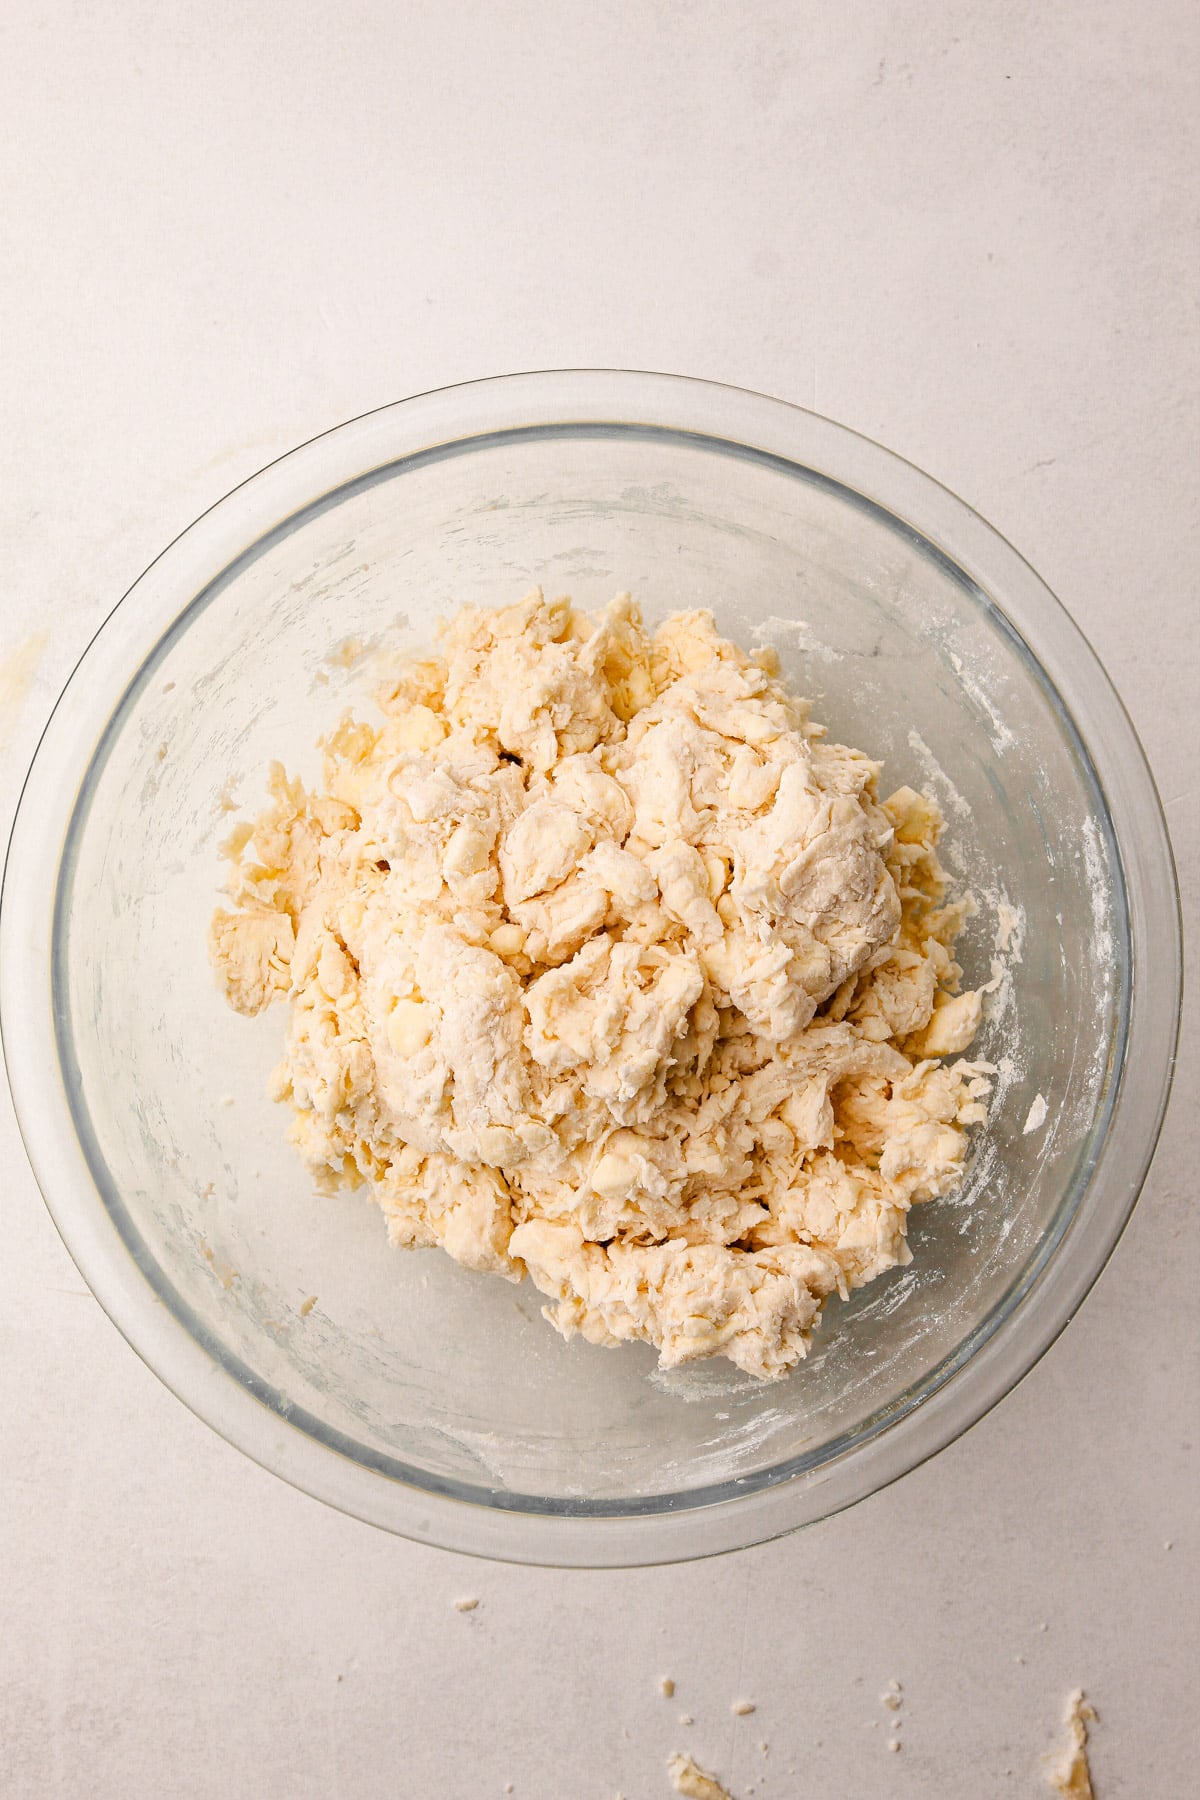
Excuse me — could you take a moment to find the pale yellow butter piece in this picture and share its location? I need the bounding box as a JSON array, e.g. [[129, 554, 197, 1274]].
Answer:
[[387, 998, 432, 1056]]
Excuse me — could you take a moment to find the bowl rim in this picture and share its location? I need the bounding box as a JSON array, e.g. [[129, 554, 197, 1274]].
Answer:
[[0, 368, 1182, 1566]]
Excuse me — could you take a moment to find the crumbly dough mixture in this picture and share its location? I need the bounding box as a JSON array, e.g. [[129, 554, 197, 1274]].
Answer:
[[667, 1752, 734, 1800], [1044, 1691, 1097, 1799], [210, 590, 988, 1379]]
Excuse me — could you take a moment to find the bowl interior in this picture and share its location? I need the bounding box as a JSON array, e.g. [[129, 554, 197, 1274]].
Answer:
[[55, 424, 1123, 1508]]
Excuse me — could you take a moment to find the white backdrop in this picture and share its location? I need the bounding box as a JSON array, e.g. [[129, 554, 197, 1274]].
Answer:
[[2, 3, 1196, 1794]]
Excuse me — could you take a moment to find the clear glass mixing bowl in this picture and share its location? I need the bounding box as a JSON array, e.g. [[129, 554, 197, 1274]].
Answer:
[[0, 372, 1180, 1565]]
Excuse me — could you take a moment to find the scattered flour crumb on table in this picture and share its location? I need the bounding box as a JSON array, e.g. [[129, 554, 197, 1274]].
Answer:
[[299, 1294, 317, 1316], [731, 1697, 756, 1715], [1023, 1093, 1048, 1135], [881, 1678, 904, 1751], [678, 1713, 694, 1725], [661, 1676, 676, 1697], [668, 1751, 735, 1800], [453, 1596, 479, 1612], [1043, 1689, 1097, 1798]]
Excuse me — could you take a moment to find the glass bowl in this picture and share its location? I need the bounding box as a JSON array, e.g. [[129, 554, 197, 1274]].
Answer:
[[0, 371, 1180, 1566]]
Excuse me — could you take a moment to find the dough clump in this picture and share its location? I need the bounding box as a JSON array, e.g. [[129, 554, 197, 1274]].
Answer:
[[210, 591, 989, 1379]]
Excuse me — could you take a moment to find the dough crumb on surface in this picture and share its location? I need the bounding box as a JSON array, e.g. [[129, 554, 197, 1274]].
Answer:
[[1023, 1092, 1048, 1134], [1043, 1689, 1097, 1798], [210, 591, 990, 1379], [660, 1676, 676, 1697], [453, 1596, 480, 1612], [731, 1698, 756, 1715], [299, 1293, 317, 1316], [668, 1751, 735, 1800]]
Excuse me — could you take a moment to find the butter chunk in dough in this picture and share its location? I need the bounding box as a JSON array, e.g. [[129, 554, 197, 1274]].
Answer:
[[210, 589, 990, 1380]]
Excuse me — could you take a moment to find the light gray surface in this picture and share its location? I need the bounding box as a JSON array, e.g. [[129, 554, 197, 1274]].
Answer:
[[1, 3, 1195, 1794]]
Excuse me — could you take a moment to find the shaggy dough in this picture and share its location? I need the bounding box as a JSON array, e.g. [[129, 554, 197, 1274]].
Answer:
[[668, 1752, 734, 1800], [210, 590, 989, 1379], [1044, 1691, 1097, 1799]]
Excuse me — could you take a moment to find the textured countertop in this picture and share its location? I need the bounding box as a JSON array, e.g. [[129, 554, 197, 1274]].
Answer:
[[2, 4, 1195, 1795]]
